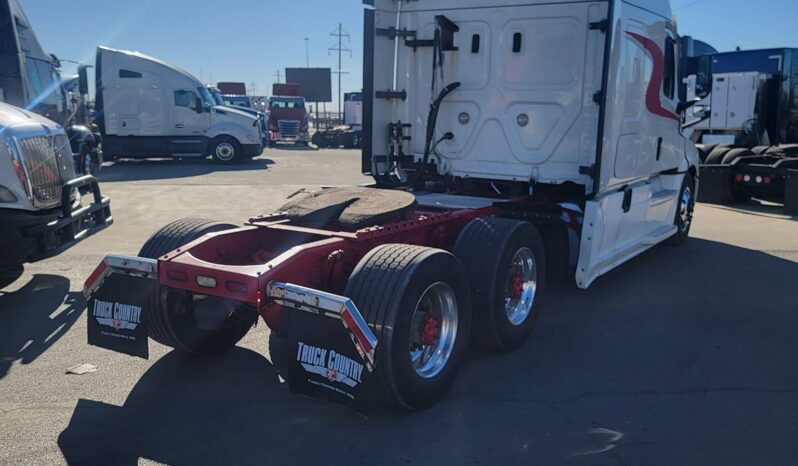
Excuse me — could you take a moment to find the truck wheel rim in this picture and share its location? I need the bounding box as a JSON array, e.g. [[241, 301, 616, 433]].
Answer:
[[505, 247, 537, 326], [679, 186, 693, 231], [409, 282, 458, 379], [216, 142, 235, 161]]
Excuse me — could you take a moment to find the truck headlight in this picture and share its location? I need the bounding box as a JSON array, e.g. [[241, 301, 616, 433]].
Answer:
[[2, 138, 30, 199]]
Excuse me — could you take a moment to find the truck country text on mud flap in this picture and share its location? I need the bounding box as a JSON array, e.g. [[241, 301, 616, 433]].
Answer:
[[84, 256, 378, 410]]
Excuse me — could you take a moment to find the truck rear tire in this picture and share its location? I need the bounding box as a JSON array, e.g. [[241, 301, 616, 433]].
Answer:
[[704, 145, 732, 164], [721, 148, 754, 165], [139, 218, 257, 355], [667, 175, 695, 246], [0, 264, 24, 290], [453, 218, 547, 351], [210, 136, 241, 163], [345, 244, 472, 410], [697, 144, 717, 163]]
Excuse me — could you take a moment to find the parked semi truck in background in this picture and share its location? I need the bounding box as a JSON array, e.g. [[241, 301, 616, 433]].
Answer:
[[84, 0, 711, 411], [686, 48, 798, 213], [207, 86, 268, 146], [267, 83, 310, 146], [95, 47, 263, 163], [312, 92, 363, 148], [0, 0, 112, 289], [0, 0, 102, 174], [0, 101, 112, 288]]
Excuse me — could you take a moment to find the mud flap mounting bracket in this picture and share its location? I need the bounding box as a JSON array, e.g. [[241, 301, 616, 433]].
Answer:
[[267, 282, 378, 371]]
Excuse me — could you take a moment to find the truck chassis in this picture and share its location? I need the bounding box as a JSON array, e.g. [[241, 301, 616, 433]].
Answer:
[[84, 189, 584, 410], [698, 146, 798, 214]]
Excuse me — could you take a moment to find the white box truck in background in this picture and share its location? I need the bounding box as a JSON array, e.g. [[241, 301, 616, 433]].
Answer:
[[95, 47, 263, 163]]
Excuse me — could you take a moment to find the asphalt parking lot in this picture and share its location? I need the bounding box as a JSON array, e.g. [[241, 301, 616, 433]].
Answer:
[[1, 147, 797, 465]]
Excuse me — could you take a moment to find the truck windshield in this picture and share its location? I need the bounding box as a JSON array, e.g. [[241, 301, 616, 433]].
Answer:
[[209, 89, 225, 106], [270, 99, 304, 109], [197, 86, 216, 107]]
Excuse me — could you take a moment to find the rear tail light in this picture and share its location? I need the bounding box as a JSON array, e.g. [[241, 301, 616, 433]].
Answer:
[[196, 275, 217, 289], [755, 176, 763, 184], [763, 176, 772, 185], [735, 174, 743, 182], [743, 175, 751, 182]]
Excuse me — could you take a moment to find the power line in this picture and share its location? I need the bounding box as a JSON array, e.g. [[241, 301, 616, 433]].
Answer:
[[328, 23, 352, 119], [673, 0, 709, 12]]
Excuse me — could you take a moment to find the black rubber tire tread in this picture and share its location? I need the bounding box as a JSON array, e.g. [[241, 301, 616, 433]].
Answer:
[[344, 244, 471, 410], [704, 145, 732, 164], [697, 144, 717, 163], [767, 144, 798, 156], [751, 145, 770, 155], [138, 218, 247, 353], [453, 217, 547, 350], [721, 148, 754, 165]]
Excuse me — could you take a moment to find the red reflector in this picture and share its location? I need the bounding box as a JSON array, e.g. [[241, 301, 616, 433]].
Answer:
[[735, 174, 743, 182], [226, 280, 249, 293], [166, 270, 188, 282], [763, 176, 772, 185], [84, 260, 108, 291]]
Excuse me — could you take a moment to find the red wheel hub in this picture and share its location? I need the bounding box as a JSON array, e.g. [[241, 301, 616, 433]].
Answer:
[[420, 313, 440, 346], [511, 273, 524, 299]]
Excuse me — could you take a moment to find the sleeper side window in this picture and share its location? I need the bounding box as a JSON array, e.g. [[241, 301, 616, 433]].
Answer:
[[119, 69, 142, 79], [174, 90, 198, 110], [663, 37, 676, 100]]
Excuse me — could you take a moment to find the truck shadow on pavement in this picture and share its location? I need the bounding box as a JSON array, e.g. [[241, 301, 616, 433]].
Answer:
[[97, 157, 274, 183], [57, 239, 798, 466], [0, 275, 85, 379]]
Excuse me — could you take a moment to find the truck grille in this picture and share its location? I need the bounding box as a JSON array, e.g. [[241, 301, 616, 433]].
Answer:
[[278, 120, 300, 138], [18, 134, 74, 207]]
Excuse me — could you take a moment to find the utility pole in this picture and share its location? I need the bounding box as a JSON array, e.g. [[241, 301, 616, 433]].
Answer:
[[328, 23, 351, 122], [273, 70, 282, 84], [249, 81, 259, 96], [304, 38, 310, 68]]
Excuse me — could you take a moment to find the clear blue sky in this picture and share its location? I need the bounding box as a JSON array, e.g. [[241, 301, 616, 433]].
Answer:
[[21, 0, 798, 106]]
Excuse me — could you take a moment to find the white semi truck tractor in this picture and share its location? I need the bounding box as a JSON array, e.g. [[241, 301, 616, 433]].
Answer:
[[82, 0, 710, 411], [0, 102, 112, 288]]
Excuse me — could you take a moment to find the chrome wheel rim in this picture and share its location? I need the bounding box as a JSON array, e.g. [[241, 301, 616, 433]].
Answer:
[[679, 186, 693, 232], [408, 282, 458, 379], [505, 247, 538, 326], [215, 142, 236, 161]]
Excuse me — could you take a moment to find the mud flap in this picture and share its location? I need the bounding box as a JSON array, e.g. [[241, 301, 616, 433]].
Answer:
[[785, 169, 798, 215], [83, 255, 158, 359], [268, 282, 378, 412], [697, 164, 733, 204], [278, 310, 375, 412]]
